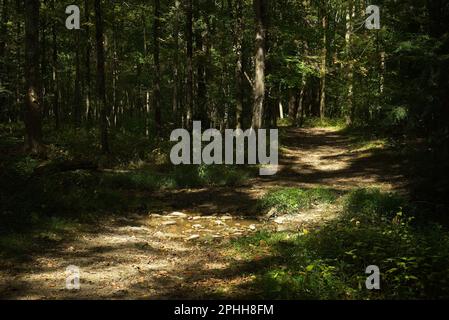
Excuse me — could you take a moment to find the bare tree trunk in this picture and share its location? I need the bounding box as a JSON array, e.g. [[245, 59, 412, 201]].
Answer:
[[84, 0, 91, 122], [185, 0, 194, 130], [40, 0, 48, 119], [51, 0, 59, 129], [0, 0, 9, 121], [24, 0, 43, 153], [234, 0, 244, 129], [345, 0, 355, 125], [319, 5, 327, 121], [94, 0, 109, 153], [111, 0, 118, 127], [74, 30, 82, 127], [296, 77, 306, 127], [52, 24, 60, 129], [153, 0, 162, 135], [194, 0, 208, 125], [142, 14, 150, 137], [0, 0, 7, 58], [251, 0, 267, 129], [172, 0, 180, 124], [379, 41, 385, 95]]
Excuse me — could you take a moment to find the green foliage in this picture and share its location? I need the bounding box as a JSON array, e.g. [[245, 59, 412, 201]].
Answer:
[[344, 188, 404, 220], [231, 189, 449, 299], [259, 187, 338, 215], [302, 117, 347, 129]]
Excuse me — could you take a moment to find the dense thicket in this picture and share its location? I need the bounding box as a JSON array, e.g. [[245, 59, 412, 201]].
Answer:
[[0, 0, 447, 157]]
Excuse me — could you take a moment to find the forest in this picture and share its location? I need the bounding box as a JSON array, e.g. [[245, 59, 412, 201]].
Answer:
[[0, 0, 448, 300]]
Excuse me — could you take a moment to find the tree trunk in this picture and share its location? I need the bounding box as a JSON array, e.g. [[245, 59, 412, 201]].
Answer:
[[51, 1, 59, 129], [94, 0, 109, 153], [288, 89, 296, 119], [153, 0, 162, 134], [194, 0, 208, 125], [74, 30, 82, 127], [84, 0, 91, 122], [0, 0, 7, 58], [172, 0, 180, 125], [185, 0, 194, 130], [24, 0, 43, 153], [319, 6, 327, 121], [111, 1, 118, 127], [251, 0, 267, 129], [345, 0, 355, 125], [142, 14, 150, 137], [296, 77, 307, 127], [0, 0, 9, 121], [234, 0, 244, 129]]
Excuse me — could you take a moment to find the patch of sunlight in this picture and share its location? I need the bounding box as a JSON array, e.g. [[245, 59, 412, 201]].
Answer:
[[351, 139, 387, 153], [304, 117, 347, 130], [277, 117, 295, 127], [279, 146, 290, 154]]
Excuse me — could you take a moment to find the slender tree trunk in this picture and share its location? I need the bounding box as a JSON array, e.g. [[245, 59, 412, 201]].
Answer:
[[153, 0, 162, 134], [319, 6, 327, 121], [251, 0, 267, 129], [15, 0, 22, 122], [142, 14, 150, 137], [24, 0, 43, 153], [111, 1, 118, 127], [288, 89, 296, 119], [0, 0, 7, 58], [296, 77, 307, 127], [74, 30, 82, 127], [51, 11, 59, 130], [185, 0, 194, 130], [379, 34, 385, 95], [345, 0, 355, 125], [84, 0, 91, 122], [234, 0, 244, 129], [0, 0, 9, 121], [194, 0, 207, 125], [94, 0, 109, 153], [172, 0, 180, 124]]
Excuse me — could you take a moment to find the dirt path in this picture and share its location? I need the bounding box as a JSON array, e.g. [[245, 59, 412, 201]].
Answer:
[[0, 127, 405, 299]]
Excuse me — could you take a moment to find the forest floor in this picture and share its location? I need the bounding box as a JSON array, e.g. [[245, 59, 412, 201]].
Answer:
[[0, 127, 409, 299]]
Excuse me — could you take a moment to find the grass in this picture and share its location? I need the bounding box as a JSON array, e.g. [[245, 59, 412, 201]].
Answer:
[[258, 187, 339, 215], [302, 117, 347, 130], [228, 188, 449, 299]]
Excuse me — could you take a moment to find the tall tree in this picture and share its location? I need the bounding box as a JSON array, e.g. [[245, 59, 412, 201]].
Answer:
[[94, 0, 109, 153], [172, 0, 181, 124], [185, 0, 194, 130], [142, 12, 150, 136], [84, 0, 91, 122], [234, 0, 244, 129], [251, 0, 268, 129], [194, 0, 207, 125], [74, 30, 82, 127], [319, 2, 327, 121], [153, 0, 162, 134], [0, 0, 9, 121], [345, 0, 355, 125], [51, 0, 59, 129], [0, 0, 7, 58], [24, 0, 43, 153]]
